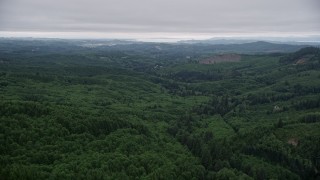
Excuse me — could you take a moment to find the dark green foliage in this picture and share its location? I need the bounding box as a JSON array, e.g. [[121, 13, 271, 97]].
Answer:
[[280, 47, 320, 64], [300, 113, 320, 123], [172, 70, 222, 82], [0, 101, 50, 117], [293, 96, 320, 110], [0, 39, 319, 179]]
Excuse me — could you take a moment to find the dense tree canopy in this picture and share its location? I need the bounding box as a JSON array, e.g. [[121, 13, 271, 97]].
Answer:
[[0, 39, 319, 179]]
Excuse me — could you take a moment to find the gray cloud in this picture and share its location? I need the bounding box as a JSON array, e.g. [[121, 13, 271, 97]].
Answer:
[[0, 0, 319, 38]]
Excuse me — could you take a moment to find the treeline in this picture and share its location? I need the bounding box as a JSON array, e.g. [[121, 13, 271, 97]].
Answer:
[[167, 114, 238, 179], [167, 113, 311, 179], [243, 135, 314, 179], [280, 47, 320, 64], [0, 99, 207, 179], [0, 101, 50, 117], [193, 95, 240, 116], [299, 113, 320, 123], [171, 70, 223, 82], [293, 96, 320, 111]]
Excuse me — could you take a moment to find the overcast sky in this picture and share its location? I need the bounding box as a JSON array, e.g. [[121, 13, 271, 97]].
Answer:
[[0, 0, 319, 40]]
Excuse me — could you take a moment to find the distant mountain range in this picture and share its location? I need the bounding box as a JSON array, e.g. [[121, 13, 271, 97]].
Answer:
[[0, 37, 318, 55], [178, 37, 320, 46]]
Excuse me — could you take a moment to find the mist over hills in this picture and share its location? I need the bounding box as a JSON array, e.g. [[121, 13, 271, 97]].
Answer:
[[178, 36, 320, 45], [0, 37, 316, 55]]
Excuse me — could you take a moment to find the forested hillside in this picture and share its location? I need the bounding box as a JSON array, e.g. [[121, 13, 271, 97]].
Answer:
[[0, 39, 319, 179]]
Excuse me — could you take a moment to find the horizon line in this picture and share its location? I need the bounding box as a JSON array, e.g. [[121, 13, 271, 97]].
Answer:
[[1, 31, 320, 42]]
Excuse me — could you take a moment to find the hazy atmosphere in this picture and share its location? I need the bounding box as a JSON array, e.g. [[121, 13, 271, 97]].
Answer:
[[0, 0, 320, 40], [1, 0, 320, 179]]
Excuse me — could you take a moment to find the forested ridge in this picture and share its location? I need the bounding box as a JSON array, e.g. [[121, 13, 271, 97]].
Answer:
[[0, 39, 319, 179]]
